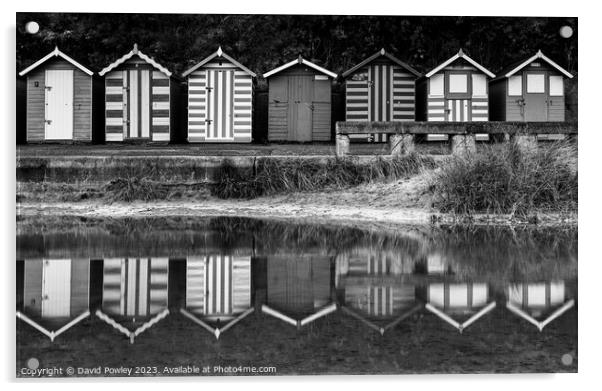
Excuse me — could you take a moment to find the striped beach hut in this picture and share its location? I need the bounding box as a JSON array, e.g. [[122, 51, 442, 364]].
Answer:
[[506, 281, 574, 329], [342, 49, 421, 142], [19, 47, 94, 143], [185, 255, 252, 322], [99, 44, 177, 142], [417, 49, 495, 123], [489, 51, 574, 122], [264, 56, 337, 142], [182, 47, 256, 143], [22, 259, 90, 322], [102, 258, 169, 317]]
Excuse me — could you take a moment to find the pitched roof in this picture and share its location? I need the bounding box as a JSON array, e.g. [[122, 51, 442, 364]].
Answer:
[[182, 47, 256, 78], [98, 44, 172, 77], [342, 48, 421, 78], [19, 47, 93, 77], [425, 49, 495, 78], [263, 56, 337, 79], [495, 50, 573, 80]]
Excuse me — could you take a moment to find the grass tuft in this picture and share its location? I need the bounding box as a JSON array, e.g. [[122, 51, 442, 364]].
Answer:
[[431, 141, 577, 215], [211, 153, 436, 199]]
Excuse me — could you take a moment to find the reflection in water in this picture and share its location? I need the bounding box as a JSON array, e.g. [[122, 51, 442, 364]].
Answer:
[[16, 217, 578, 373]]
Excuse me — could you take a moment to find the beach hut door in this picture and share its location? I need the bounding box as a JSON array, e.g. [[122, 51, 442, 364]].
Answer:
[[524, 72, 548, 121], [44, 70, 73, 140], [205, 70, 235, 140], [41, 260, 71, 317]]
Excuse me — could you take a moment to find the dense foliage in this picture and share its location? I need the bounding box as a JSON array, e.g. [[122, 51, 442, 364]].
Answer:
[[16, 13, 577, 79]]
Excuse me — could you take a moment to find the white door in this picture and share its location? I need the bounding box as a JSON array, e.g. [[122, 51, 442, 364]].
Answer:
[[42, 260, 72, 317], [45, 70, 74, 140]]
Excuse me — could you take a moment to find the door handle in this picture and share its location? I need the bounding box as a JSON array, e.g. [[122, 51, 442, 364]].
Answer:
[[45, 120, 52, 124]]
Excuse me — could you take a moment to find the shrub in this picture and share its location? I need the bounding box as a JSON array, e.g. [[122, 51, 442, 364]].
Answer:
[[432, 141, 577, 215], [104, 177, 170, 202]]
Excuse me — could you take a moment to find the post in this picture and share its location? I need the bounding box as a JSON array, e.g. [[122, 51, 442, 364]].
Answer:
[[336, 134, 350, 157], [389, 134, 415, 156], [512, 134, 538, 153], [451, 134, 476, 157]]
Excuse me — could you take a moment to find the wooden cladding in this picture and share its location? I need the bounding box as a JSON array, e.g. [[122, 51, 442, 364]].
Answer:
[[105, 69, 171, 141], [187, 58, 253, 143]]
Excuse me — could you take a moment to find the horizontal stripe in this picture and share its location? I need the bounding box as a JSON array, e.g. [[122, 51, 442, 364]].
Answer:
[[105, 72, 123, 79], [152, 102, 169, 110], [106, 133, 123, 141], [189, 86, 207, 91], [234, 121, 251, 126], [152, 71, 168, 79], [189, 97, 206, 102], [106, 117, 123, 125], [152, 133, 170, 141], [106, 126, 123, 133], [106, 79, 123, 87], [152, 78, 170, 87], [234, 97, 251, 103], [189, 82, 206, 87], [152, 86, 170, 95], [152, 94, 169, 102], [188, 125, 205, 130], [393, 115, 415, 119], [152, 125, 170, 133], [106, 110, 123, 118], [152, 109, 170, 117], [152, 117, 170, 125], [106, 94, 123, 102], [106, 102, 123, 110], [234, 113, 251, 118]]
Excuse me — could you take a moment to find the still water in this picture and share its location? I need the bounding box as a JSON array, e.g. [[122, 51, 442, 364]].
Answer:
[[16, 216, 577, 376]]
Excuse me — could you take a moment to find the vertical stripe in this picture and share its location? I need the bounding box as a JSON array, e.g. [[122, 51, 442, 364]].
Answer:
[[229, 71, 234, 138], [447, 100, 452, 121], [207, 256, 214, 313], [222, 71, 227, 139], [205, 71, 211, 139], [216, 255, 222, 312], [137, 70, 141, 137], [386, 66, 392, 121], [213, 71, 219, 139], [121, 259, 127, 315], [148, 71, 152, 138], [123, 71, 128, 137], [126, 259, 136, 316], [381, 287, 386, 315], [464, 100, 469, 122], [369, 66, 375, 121], [138, 259, 148, 316]]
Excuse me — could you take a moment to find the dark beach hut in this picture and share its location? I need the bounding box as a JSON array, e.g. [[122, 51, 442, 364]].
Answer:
[[489, 50, 573, 122], [182, 47, 256, 143], [264, 56, 337, 142], [19, 47, 94, 143], [416, 49, 495, 123], [99, 44, 178, 142], [342, 49, 421, 141]]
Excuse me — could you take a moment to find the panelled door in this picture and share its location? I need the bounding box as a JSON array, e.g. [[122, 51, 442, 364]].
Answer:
[[45, 70, 73, 140], [41, 260, 72, 318], [124, 69, 151, 139], [288, 75, 313, 142], [205, 70, 235, 141], [445, 99, 470, 122], [368, 64, 393, 121], [524, 72, 548, 121]]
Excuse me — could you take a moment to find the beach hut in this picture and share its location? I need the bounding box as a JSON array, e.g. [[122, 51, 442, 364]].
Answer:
[[506, 281, 575, 331], [416, 49, 495, 123], [342, 49, 421, 142], [264, 56, 337, 142], [181, 255, 253, 338], [99, 44, 178, 142], [19, 47, 94, 142], [17, 259, 91, 341], [423, 282, 496, 332], [182, 47, 256, 143], [489, 50, 573, 122]]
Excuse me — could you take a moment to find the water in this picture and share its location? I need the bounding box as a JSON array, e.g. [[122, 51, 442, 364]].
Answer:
[[16, 216, 578, 376]]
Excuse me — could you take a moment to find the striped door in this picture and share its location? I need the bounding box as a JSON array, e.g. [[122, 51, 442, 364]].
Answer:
[[125, 70, 152, 139], [368, 64, 393, 122], [205, 70, 235, 141], [446, 99, 470, 122], [185, 255, 251, 318], [45, 70, 73, 140], [42, 260, 72, 317], [102, 258, 169, 317]]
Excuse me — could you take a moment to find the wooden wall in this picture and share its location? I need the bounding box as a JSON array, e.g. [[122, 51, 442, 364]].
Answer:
[[187, 57, 253, 143], [25, 58, 92, 142], [267, 64, 332, 142]]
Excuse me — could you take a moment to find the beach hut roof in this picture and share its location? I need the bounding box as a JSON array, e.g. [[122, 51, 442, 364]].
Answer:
[[98, 44, 172, 77], [19, 46, 93, 77], [342, 48, 421, 78], [263, 56, 337, 79], [182, 46, 256, 78], [494, 50, 573, 80], [425, 49, 495, 78]]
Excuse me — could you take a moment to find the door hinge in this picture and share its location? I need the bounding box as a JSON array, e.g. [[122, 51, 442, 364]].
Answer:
[[205, 119, 212, 124], [45, 119, 52, 125]]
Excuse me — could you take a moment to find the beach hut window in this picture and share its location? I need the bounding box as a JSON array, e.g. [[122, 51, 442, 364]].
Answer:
[[471, 74, 487, 97], [549, 75, 564, 96], [449, 74, 468, 93], [429, 74, 444, 96], [508, 76, 522, 96], [526, 74, 545, 93]]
